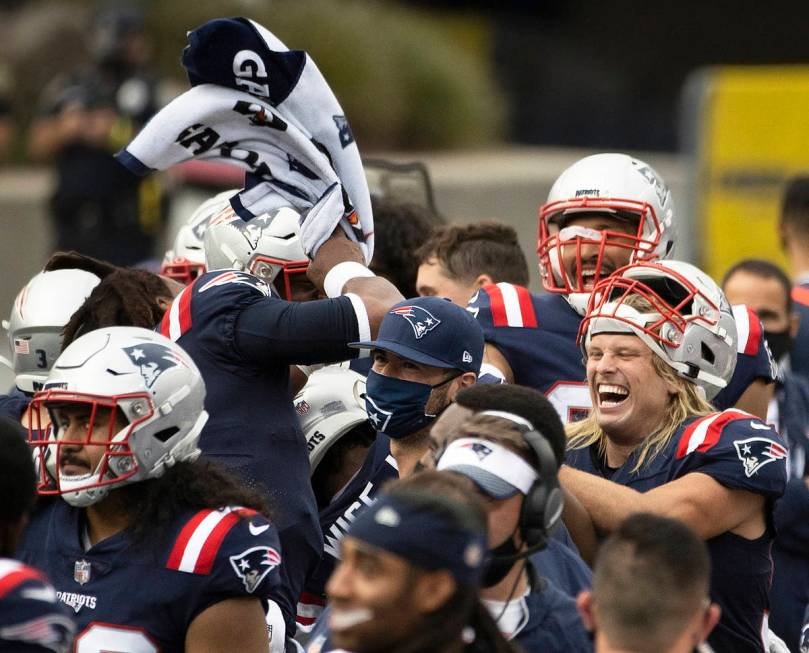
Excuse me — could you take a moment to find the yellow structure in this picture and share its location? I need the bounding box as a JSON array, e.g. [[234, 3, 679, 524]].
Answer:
[[696, 66, 809, 279]]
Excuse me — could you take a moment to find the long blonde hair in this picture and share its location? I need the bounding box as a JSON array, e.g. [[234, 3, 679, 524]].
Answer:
[[567, 348, 714, 472]]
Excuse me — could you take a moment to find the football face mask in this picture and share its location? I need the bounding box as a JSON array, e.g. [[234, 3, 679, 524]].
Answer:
[[28, 391, 153, 506], [538, 200, 662, 294]]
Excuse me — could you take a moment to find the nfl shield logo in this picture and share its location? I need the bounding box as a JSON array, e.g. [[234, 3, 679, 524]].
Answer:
[[74, 559, 91, 585]]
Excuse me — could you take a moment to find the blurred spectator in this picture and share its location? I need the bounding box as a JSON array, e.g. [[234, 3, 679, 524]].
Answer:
[[722, 258, 809, 653], [779, 176, 809, 380], [576, 513, 720, 653], [27, 6, 165, 266], [368, 196, 443, 297], [415, 221, 530, 306]]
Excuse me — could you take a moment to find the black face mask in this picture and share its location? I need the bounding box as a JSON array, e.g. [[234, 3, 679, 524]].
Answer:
[[764, 329, 792, 365], [481, 535, 521, 588]]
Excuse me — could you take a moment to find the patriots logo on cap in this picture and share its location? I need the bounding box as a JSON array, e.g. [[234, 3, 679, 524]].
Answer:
[[229, 546, 282, 594], [391, 305, 442, 339], [123, 343, 179, 388], [733, 437, 787, 478], [461, 442, 493, 461]]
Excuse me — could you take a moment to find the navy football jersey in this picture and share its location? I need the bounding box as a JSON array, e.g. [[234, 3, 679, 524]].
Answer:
[[769, 477, 809, 652], [18, 500, 282, 652], [566, 410, 788, 653], [0, 388, 30, 422], [0, 558, 74, 653], [158, 269, 362, 631], [469, 284, 589, 422], [713, 305, 777, 410], [792, 283, 809, 381], [470, 283, 775, 422], [297, 434, 398, 632]]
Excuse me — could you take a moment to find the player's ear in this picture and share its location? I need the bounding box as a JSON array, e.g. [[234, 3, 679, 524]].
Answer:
[[473, 273, 494, 288], [699, 602, 722, 643], [576, 590, 596, 632], [413, 570, 456, 614]]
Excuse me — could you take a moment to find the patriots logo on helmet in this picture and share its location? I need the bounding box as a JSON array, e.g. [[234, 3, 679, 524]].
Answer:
[[229, 546, 281, 593], [461, 442, 493, 460], [123, 343, 178, 388], [733, 436, 787, 478], [635, 164, 670, 206], [390, 306, 442, 339]]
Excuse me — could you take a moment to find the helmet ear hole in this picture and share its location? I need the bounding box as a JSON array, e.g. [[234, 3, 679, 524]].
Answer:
[[154, 426, 180, 443], [701, 342, 715, 365]]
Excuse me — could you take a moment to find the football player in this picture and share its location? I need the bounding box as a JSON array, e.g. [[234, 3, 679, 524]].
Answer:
[[0, 417, 74, 653], [0, 268, 100, 423], [47, 220, 403, 635], [424, 383, 594, 594], [576, 513, 720, 653], [415, 221, 530, 306], [18, 327, 287, 652], [160, 189, 237, 285], [323, 478, 517, 653], [470, 153, 775, 421], [436, 411, 592, 652], [560, 261, 787, 653], [294, 366, 381, 633], [296, 297, 482, 634]]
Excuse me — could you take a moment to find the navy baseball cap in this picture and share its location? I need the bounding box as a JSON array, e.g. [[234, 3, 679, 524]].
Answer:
[[350, 297, 484, 374]]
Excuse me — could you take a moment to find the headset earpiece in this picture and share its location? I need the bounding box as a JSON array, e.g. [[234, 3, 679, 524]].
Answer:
[[518, 427, 563, 551]]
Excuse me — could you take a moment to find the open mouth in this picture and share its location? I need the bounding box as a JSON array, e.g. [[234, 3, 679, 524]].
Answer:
[[597, 383, 629, 408]]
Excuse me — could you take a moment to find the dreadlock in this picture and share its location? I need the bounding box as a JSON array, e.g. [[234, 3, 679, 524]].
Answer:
[[44, 251, 118, 277], [47, 251, 173, 348]]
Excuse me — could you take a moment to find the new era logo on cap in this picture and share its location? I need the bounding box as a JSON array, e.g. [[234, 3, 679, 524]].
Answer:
[[390, 305, 441, 339], [462, 351, 473, 364], [375, 506, 401, 527]]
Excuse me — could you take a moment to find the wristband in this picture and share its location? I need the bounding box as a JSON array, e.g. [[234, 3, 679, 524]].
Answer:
[[324, 261, 376, 298]]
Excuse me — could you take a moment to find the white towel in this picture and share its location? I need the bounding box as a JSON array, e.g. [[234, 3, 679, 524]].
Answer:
[[115, 17, 373, 263]]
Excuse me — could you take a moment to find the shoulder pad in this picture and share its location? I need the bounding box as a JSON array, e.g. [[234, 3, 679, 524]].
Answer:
[[676, 410, 759, 459], [732, 305, 762, 355], [166, 506, 259, 575], [677, 410, 787, 474], [0, 559, 46, 599], [468, 283, 537, 329]]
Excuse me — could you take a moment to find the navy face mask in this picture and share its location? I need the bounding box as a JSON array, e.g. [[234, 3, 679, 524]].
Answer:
[[364, 369, 457, 440]]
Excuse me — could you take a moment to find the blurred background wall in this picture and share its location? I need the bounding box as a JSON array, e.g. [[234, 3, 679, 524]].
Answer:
[[0, 0, 806, 388]]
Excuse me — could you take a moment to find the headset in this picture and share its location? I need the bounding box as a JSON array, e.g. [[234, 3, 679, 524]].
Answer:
[[479, 410, 564, 553]]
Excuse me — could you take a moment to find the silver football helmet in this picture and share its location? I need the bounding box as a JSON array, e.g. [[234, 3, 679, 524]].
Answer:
[[5, 269, 101, 393], [161, 189, 238, 284], [580, 260, 737, 399], [538, 153, 676, 305], [28, 326, 208, 507], [294, 366, 369, 473], [204, 200, 310, 300]]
